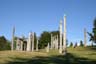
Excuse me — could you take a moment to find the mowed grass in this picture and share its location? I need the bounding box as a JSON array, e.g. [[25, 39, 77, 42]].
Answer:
[[0, 46, 96, 64], [68, 46, 96, 60], [0, 51, 48, 64]]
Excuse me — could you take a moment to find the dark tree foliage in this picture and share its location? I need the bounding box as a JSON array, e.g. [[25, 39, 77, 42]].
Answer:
[[80, 40, 84, 46], [51, 31, 60, 44], [88, 18, 96, 43], [38, 31, 59, 49], [39, 31, 51, 49], [0, 36, 11, 50], [6, 41, 11, 50], [70, 42, 73, 47], [51, 31, 59, 36], [38, 30, 68, 49]]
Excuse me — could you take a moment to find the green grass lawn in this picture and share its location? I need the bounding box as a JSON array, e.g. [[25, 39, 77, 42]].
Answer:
[[0, 46, 96, 64]]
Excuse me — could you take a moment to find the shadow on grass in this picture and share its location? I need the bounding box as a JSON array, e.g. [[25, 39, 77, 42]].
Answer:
[[7, 53, 96, 64], [90, 46, 96, 50], [86, 46, 96, 52]]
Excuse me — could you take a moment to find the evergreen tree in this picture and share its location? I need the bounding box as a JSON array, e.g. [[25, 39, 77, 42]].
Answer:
[[80, 40, 84, 46], [70, 42, 73, 47], [0, 36, 11, 50], [39, 31, 59, 49], [39, 31, 51, 49], [88, 18, 96, 44]]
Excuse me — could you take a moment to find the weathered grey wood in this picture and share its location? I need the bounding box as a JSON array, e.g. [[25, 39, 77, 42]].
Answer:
[[32, 32, 34, 52], [84, 28, 87, 47], [46, 43, 49, 52], [63, 14, 67, 55], [11, 26, 15, 51], [59, 20, 63, 54], [27, 32, 31, 51], [36, 38, 39, 51]]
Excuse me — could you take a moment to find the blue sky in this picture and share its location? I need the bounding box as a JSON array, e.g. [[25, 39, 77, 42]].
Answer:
[[0, 0, 96, 45]]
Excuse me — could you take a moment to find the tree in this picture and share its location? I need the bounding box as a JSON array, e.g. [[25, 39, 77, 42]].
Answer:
[[88, 18, 96, 44], [0, 36, 11, 50], [0, 36, 7, 50], [80, 40, 84, 47], [39, 31, 51, 49], [51, 31, 59, 45], [39, 31, 59, 49], [51, 31, 59, 36], [70, 42, 73, 47], [6, 40, 11, 50]]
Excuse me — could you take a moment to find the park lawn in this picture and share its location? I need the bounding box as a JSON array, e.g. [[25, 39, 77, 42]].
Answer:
[[0, 46, 96, 64], [0, 51, 48, 64], [68, 46, 96, 61]]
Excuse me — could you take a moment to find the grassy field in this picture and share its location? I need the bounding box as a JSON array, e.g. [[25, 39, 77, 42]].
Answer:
[[0, 46, 96, 64]]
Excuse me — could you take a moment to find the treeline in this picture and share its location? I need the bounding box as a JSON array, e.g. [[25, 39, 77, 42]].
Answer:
[[69, 40, 84, 47], [0, 31, 59, 51], [0, 31, 92, 51], [0, 36, 11, 50], [38, 31, 85, 49], [38, 31, 59, 49]]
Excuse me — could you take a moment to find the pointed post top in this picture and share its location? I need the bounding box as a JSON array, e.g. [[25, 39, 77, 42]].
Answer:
[[64, 14, 66, 17], [63, 14, 66, 20]]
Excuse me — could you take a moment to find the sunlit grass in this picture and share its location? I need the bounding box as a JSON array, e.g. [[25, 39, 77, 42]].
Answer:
[[0, 51, 48, 64], [0, 46, 96, 64], [68, 46, 96, 60]]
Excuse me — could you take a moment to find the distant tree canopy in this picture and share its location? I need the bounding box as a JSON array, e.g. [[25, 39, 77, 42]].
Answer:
[[88, 18, 96, 44], [70, 42, 73, 47], [0, 36, 11, 50], [80, 40, 84, 46], [39, 31, 51, 49], [0, 30, 68, 50], [38, 31, 59, 49], [38, 30, 69, 49]]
